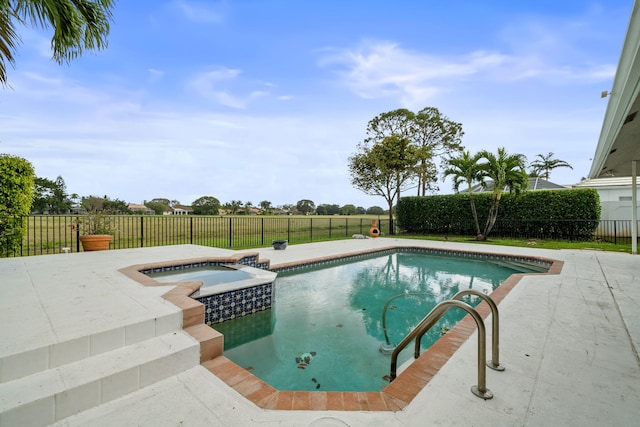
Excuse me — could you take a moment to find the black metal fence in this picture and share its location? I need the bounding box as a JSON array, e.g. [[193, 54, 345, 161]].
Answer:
[[1, 215, 637, 258], [1, 215, 391, 257], [490, 218, 639, 244]]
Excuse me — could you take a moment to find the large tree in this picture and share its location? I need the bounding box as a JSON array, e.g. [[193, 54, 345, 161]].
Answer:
[[412, 107, 464, 196], [339, 204, 357, 215], [529, 152, 573, 180], [296, 199, 315, 215], [259, 200, 272, 215], [363, 107, 464, 197], [192, 196, 221, 215], [349, 134, 418, 233], [443, 151, 484, 239], [32, 175, 71, 214], [477, 147, 529, 240], [1, 0, 115, 86]]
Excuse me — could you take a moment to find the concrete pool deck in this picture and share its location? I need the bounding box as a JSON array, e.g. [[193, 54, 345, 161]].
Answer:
[[1, 238, 639, 426]]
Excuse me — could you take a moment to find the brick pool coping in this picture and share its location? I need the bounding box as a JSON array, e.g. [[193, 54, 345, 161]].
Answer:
[[120, 247, 564, 412]]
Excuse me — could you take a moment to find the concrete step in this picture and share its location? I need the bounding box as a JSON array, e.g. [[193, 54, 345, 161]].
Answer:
[[0, 331, 199, 427], [0, 312, 183, 384]]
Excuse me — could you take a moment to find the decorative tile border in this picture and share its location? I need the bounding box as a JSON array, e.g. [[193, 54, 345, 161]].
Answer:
[[196, 283, 273, 324], [138, 253, 268, 275], [271, 246, 554, 274]]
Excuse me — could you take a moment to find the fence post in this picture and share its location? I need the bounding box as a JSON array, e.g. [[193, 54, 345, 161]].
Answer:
[[229, 217, 233, 248], [329, 218, 332, 238], [287, 217, 291, 242], [261, 217, 265, 246], [310, 218, 313, 242], [140, 216, 144, 248], [190, 216, 193, 244], [76, 216, 81, 252]]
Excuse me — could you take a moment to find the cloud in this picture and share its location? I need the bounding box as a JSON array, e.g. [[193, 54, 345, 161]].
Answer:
[[319, 25, 617, 107], [171, 0, 226, 24], [188, 67, 273, 109], [148, 68, 165, 82], [319, 41, 510, 105]]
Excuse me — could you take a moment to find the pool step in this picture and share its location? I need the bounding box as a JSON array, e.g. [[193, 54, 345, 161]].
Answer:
[[0, 312, 183, 385], [491, 259, 549, 273], [0, 331, 199, 427]]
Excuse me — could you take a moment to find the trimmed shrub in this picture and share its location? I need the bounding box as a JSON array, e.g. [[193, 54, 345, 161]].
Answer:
[[0, 154, 35, 254], [397, 189, 600, 240]]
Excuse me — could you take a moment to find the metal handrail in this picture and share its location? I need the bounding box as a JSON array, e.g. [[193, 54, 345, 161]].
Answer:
[[389, 299, 493, 399], [416, 289, 505, 371], [381, 292, 431, 348]]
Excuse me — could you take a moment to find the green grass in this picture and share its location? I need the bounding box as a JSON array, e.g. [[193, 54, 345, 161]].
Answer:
[[398, 234, 632, 253]]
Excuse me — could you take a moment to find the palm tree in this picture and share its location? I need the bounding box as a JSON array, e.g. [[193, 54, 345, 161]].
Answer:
[[443, 151, 484, 239], [0, 0, 114, 86], [529, 152, 573, 180], [477, 147, 529, 241]]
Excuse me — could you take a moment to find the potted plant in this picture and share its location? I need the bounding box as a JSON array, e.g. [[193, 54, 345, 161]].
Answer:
[[78, 210, 116, 251]]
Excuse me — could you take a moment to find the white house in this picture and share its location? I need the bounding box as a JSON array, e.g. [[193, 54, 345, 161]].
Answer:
[[572, 177, 640, 223]]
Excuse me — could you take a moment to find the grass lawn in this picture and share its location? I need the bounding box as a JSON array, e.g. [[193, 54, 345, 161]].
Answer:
[[398, 234, 632, 253]]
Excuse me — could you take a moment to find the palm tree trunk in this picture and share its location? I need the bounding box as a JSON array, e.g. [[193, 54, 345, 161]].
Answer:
[[467, 192, 481, 238], [480, 200, 501, 240]]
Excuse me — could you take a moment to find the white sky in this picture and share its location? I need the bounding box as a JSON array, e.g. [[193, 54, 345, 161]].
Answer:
[[0, 0, 633, 209]]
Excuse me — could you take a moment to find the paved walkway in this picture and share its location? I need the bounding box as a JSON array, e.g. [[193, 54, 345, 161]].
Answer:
[[1, 238, 638, 426]]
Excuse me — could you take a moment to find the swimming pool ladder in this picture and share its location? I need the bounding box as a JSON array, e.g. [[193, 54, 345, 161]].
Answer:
[[388, 289, 504, 400]]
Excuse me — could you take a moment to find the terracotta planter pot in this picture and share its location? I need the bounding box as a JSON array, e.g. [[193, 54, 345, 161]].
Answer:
[[80, 235, 112, 251]]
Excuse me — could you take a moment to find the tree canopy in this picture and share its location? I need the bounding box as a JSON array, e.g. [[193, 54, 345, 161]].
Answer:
[[529, 152, 573, 180], [192, 196, 221, 215], [1, 0, 115, 86], [32, 175, 71, 214], [363, 107, 463, 196], [477, 147, 529, 240], [296, 199, 315, 215], [445, 147, 528, 240], [349, 134, 418, 233], [443, 150, 484, 238]]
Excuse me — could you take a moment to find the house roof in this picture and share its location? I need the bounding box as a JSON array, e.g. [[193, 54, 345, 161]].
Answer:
[[470, 177, 567, 193], [572, 177, 636, 188], [589, 2, 640, 178], [127, 203, 148, 210]]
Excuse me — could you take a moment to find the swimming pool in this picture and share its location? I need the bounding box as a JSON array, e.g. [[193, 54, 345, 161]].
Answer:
[[214, 250, 541, 392], [148, 265, 254, 287]]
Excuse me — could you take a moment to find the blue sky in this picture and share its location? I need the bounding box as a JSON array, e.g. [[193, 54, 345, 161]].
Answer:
[[0, 0, 633, 209]]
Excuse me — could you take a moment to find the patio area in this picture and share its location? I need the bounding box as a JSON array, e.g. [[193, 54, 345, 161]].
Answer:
[[1, 238, 638, 426]]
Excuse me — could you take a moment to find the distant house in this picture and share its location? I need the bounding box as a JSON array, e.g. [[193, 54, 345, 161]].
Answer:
[[470, 177, 567, 193], [165, 205, 193, 215], [127, 203, 155, 215], [572, 177, 640, 222], [70, 204, 87, 215]]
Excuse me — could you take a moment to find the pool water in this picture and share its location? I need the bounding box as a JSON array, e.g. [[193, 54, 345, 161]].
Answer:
[[214, 252, 527, 392], [147, 265, 253, 287]]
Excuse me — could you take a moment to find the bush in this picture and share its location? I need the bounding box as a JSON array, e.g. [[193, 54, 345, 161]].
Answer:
[[0, 154, 35, 253], [397, 189, 600, 240]]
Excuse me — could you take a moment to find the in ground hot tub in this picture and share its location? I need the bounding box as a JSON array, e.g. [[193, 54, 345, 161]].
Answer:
[[141, 260, 277, 324]]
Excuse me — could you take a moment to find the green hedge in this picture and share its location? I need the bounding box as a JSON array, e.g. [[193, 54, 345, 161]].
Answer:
[[0, 154, 35, 253], [396, 189, 601, 240]]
